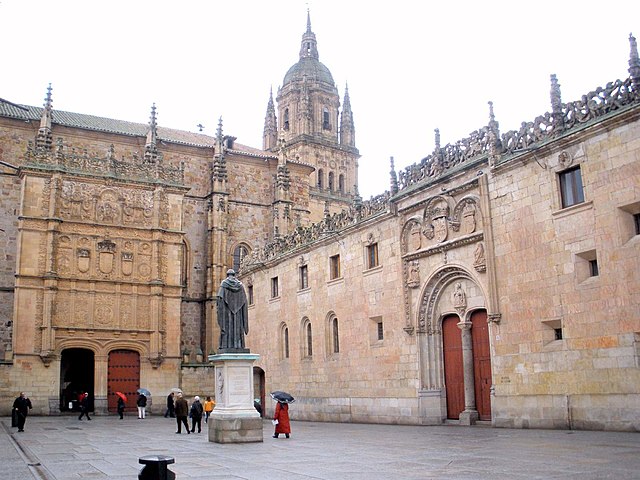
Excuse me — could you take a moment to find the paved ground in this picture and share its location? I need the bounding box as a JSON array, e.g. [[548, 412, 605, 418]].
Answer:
[[1, 414, 639, 479]]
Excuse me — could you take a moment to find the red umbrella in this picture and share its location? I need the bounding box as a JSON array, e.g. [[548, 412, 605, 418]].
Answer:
[[115, 392, 127, 402]]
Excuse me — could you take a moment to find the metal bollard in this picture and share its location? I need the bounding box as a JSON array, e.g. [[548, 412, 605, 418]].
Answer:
[[138, 455, 175, 480]]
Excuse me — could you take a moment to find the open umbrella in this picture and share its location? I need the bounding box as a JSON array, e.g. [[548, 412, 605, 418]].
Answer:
[[270, 391, 295, 404], [170, 387, 183, 394], [115, 391, 127, 402], [137, 388, 151, 397]]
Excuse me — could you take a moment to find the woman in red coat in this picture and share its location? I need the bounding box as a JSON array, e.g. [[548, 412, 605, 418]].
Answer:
[[272, 402, 291, 438]]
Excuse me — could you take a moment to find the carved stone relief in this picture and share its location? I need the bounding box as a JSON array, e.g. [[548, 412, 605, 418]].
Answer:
[[423, 197, 450, 243], [407, 260, 420, 288], [473, 242, 486, 273]]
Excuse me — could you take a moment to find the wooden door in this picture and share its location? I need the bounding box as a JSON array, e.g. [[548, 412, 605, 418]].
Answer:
[[442, 314, 464, 419], [107, 350, 140, 413], [471, 310, 492, 421]]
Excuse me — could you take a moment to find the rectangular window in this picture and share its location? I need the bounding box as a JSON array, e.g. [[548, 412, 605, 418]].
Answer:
[[635, 213, 640, 235], [554, 327, 563, 341], [299, 265, 309, 290], [589, 259, 599, 277], [329, 254, 341, 280], [270, 276, 279, 298], [366, 243, 379, 269], [377, 321, 384, 341], [559, 166, 585, 208], [247, 285, 254, 305]]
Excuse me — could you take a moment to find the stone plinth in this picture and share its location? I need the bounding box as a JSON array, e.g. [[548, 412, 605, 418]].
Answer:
[[208, 353, 262, 443]]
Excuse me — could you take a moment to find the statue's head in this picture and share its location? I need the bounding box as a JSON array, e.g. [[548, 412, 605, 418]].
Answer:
[[227, 269, 236, 277]]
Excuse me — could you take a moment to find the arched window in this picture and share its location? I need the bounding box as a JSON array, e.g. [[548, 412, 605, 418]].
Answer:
[[284, 108, 290, 130], [338, 174, 345, 193], [323, 107, 331, 130], [332, 317, 340, 353], [301, 317, 313, 357], [280, 323, 290, 360], [284, 327, 289, 358], [232, 244, 249, 272], [328, 171, 334, 191], [317, 169, 324, 189], [306, 323, 313, 356]]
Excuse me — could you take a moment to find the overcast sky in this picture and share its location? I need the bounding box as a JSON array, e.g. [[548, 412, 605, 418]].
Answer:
[[2, 1, 639, 198]]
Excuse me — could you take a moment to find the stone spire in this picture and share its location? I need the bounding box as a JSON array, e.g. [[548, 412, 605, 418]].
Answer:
[[487, 101, 502, 167], [36, 83, 53, 150], [550, 74, 564, 133], [339, 82, 356, 147], [629, 33, 640, 91], [144, 103, 158, 162], [263, 87, 278, 151], [299, 9, 319, 60], [213, 117, 227, 182], [390, 156, 398, 196]]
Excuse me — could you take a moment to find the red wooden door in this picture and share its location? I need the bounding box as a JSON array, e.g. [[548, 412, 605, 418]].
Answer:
[[442, 314, 464, 419], [471, 310, 492, 421], [107, 350, 140, 413]]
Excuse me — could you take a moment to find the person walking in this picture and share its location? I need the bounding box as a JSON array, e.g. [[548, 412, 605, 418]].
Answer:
[[174, 393, 190, 434], [203, 396, 215, 423], [12, 392, 32, 432], [136, 393, 147, 419], [78, 392, 91, 420], [272, 401, 291, 438], [164, 392, 175, 418], [117, 396, 126, 419], [190, 396, 204, 433]]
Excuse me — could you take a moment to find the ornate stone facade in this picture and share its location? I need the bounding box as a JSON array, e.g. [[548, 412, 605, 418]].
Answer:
[[0, 19, 639, 432]]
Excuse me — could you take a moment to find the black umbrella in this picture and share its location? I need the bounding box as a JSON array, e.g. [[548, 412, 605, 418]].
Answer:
[[270, 391, 295, 404]]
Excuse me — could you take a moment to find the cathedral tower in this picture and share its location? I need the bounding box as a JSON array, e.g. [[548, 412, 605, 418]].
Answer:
[[265, 11, 360, 221]]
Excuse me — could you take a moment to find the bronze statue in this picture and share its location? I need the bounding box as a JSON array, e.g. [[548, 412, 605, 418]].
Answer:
[[217, 269, 249, 353]]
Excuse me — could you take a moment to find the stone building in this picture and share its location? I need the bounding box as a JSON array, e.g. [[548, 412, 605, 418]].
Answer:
[[0, 14, 357, 415], [0, 14, 639, 431], [242, 35, 640, 431]]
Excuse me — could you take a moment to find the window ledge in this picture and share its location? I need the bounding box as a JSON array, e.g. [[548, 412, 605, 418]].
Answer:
[[327, 277, 344, 286], [268, 296, 281, 304], [363, 265, 383, 276], [552, 200, 593, 219], [297, 287, 311, 295], [542, 339, 566, 351]]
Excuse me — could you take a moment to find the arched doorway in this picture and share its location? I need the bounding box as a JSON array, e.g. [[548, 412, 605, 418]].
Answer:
[[442, 314, 464, 419], [107, 350, 140, 413], [471, 310, 492, 420], [60, 348, 94, 412]]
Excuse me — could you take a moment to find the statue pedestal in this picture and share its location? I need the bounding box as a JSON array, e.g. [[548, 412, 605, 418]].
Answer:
[[208, 353, 262, 444]]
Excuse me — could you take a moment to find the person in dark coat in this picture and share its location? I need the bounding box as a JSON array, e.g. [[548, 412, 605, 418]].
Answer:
[[117, 396, 125, 419], [136, 393, 147, 419], [13, 392, 32, 432], [164, 392, 175, 418], [272, 401, 291, 438], [174, 393, 190, 434], [190, 396, 204, 433], [78, 392, 91, 420]]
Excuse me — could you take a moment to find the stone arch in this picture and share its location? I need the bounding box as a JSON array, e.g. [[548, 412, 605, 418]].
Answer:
[[416, 264, 486, 335], [451, 195, 482, 235], [230, 242, 252, 273], [401, 217, 423, 254], [415, 264, 489, 404], [324, 311, 339, 356]]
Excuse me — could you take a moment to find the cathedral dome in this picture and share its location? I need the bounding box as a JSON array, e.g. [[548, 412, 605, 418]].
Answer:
[[283, 57, 335, 87]]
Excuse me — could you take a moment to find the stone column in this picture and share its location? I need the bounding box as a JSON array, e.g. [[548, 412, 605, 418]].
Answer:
[[458, 321, 479, 425], [94, 354, 109, 415]]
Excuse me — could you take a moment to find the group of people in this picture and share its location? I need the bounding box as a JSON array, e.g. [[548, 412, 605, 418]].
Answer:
[[165, 392, 215, 434], [12, 389, 292, 439]]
